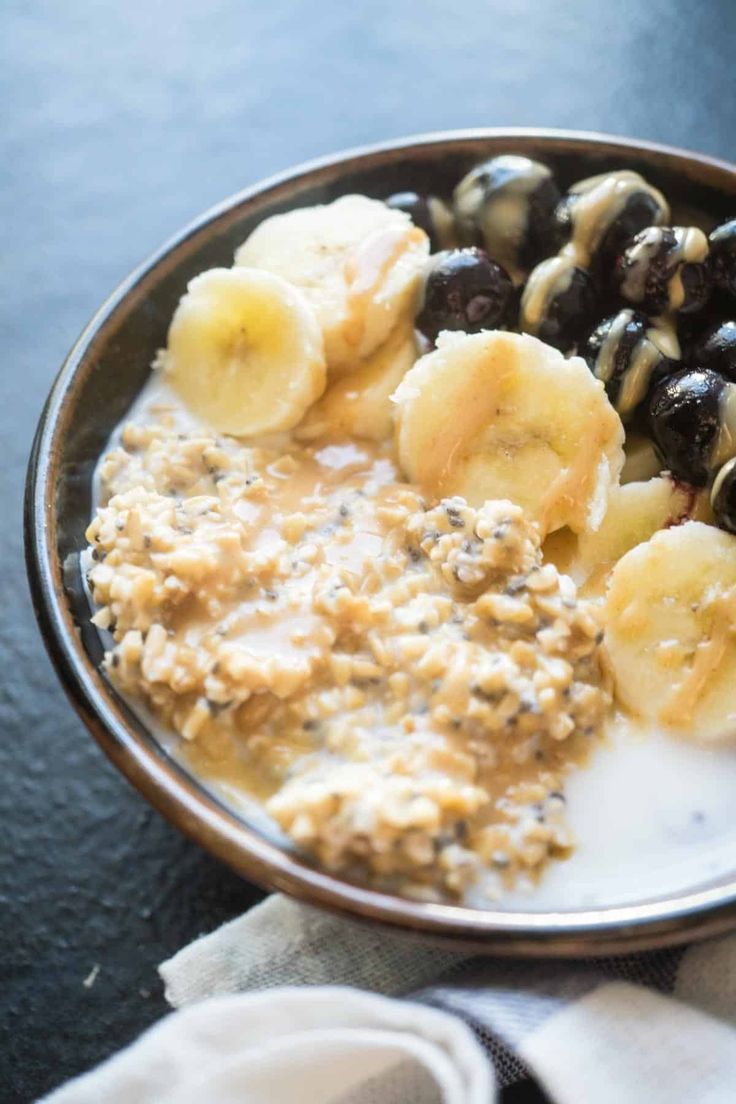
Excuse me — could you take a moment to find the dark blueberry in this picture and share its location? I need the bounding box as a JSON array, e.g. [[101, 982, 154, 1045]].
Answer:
[[453, 155, 561, 282], [416, 248, 513, 343], [711, 457, 736, 533], [555, 171, 668, 276], [385, 191, 454, 251], [581, 309, 677, 420], [647, 368, 726, 485], [615, 225, 712, 315], [519, 257, 595, 352], [690, 319, 736, 381], [708, 217, 736, 297]]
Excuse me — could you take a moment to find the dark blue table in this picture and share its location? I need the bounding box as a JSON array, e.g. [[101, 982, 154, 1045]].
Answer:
[[2, 1, 735, 1098]]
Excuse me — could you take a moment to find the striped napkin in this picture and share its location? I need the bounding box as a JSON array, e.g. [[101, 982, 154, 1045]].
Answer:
[[43, 894, 736, 1103]]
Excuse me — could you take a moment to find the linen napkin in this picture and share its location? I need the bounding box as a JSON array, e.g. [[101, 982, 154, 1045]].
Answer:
[[43, 893, 736, 1103]]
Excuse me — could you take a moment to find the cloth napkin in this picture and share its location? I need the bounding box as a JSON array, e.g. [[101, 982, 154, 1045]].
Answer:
[[43, 894, 736, 1103]]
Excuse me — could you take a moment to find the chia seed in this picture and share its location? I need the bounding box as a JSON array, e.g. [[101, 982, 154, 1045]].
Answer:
[[207, 698, 232, 717], [505, 576, 526, 595]]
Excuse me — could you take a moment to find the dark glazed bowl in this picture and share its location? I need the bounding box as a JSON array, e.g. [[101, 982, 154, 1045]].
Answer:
[[26, 129, 736, 955]]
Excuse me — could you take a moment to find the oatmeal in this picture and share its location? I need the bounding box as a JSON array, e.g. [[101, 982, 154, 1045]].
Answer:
[[87, 405, 608, 899]]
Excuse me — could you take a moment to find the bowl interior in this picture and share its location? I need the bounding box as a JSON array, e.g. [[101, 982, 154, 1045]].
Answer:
[[28, 131, 736, 954]]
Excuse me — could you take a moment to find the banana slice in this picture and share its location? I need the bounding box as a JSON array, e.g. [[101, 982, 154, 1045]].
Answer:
[[543, 478, 699, 595], [620, 431, 663, 484], [234, 195, 429, 375], [578, 476, 694, 575], [163, 267, 326, 436], [393, 330, 624, 536], [605, 521, 736, 740], [545, 478, 712, 597], [296, 323, 417, 442]]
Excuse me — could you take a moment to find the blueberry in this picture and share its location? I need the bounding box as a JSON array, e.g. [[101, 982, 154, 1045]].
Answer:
[[385, 191, 454, 251], [453, 155, 561, 283], [708, 217, 736, 298], [416, 248, 513, 343], [519, 256, 595, 352], [581, 309, 677, 420], [615, 226, 712, 315], [647, 368, 727, 485], [690, 319, 736, 381], [711, 457, 736, 533], [555, 171, 669, 275]]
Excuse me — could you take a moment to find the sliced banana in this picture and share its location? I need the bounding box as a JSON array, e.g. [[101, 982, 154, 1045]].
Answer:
[[620, 430, 663, 484], [163, 267, 326, 437], [605, 521, 736, 741], [577, 477, 694, 577], [234, 195, 429, 375], [392, 330, 624, 536], [543, 477, 704, 596], [296, 323, 417, 442]]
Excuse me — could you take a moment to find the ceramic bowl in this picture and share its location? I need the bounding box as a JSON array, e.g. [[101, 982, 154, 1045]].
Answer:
[[25, 129, 736, 955]]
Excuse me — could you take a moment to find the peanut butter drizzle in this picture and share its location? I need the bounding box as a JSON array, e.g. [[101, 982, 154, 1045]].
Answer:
[[342, 225, 425, 350], [594, 309, 634, 385], [563, 170, 668, 270], [537, 406, 616, 534], [519, 255, 576, 333], [666, 226, 709, 310], [659, 587, 736, 728]]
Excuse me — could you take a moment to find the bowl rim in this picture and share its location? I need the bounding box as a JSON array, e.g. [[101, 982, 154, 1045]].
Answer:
[[25, 127, 736, 955]]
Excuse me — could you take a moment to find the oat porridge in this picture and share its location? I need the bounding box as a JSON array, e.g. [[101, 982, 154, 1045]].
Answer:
[[85, 160, 736, 905]]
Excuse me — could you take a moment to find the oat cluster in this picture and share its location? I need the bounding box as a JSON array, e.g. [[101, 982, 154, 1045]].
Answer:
[[86, 417, 610, 899]]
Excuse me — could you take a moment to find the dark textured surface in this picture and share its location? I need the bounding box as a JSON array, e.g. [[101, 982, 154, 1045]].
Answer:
[[2, 1, 736, 1100]]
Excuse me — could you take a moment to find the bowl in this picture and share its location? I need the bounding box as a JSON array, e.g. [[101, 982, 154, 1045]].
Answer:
[[25, 128, 736, 955]]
